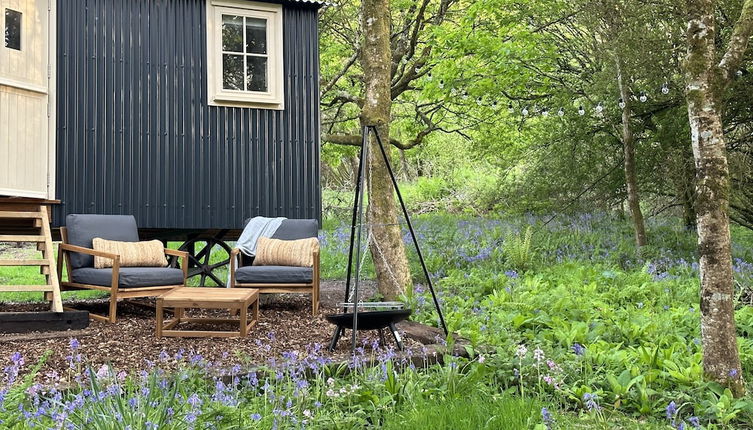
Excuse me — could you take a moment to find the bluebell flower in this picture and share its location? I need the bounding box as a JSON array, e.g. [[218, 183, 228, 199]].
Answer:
[[571, 343, 585, 356], [187, 393, 202, 408], [666, 401, 677, 422], [688, 416, 700, 428], [541, 407, 554, 429], [583, 393, 600, 411]]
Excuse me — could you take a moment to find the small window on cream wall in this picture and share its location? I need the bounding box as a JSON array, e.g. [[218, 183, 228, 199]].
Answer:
[[206, 0, 284, 109]]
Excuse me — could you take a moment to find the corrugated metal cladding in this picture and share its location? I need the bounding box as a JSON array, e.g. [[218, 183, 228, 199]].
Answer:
[[53, 0, 321, 234]]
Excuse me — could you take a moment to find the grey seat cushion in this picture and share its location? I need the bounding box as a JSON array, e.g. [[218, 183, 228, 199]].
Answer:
[[71, 267, 184, 288], [66, 214, 140, 269], [235, 266, 313, 284]]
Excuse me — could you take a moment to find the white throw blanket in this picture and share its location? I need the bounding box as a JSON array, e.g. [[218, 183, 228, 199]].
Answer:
[[228, 216, 286, 287]]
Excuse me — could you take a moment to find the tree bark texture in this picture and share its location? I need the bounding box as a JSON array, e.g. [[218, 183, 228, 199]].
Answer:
[[683, 0, 753, 397], [681, 144, 698, 230], [360, 0, 412, 300], [616, 58, 648, 248]]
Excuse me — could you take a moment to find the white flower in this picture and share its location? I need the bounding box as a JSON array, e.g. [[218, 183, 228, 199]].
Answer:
[[326, 389, 338, 398], [303, 410, 312, 418], [96, 365, 110, 380], [326, 377, 335, 386], [478, 355, 486, 364], [533, 348, 545, 362]]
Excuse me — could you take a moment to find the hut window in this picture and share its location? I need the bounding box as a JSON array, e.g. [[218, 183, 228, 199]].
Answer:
[[207, 1, 284, 110], [4, 9, 22, 51]]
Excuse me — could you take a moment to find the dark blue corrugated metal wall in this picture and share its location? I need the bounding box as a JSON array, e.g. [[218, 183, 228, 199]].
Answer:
[[53, 0, 321, 231]]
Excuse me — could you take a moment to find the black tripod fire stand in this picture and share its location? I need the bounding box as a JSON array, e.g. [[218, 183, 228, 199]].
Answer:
[[325, 125, 448, 352]]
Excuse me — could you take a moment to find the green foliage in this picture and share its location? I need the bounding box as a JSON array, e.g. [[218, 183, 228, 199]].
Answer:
[[380, 393, 543, 429], [320, 212, 753, 428], [503, 226, 535, 271]]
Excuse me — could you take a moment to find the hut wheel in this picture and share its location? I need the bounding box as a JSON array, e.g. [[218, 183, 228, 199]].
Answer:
[[173, 237, 231, 287]]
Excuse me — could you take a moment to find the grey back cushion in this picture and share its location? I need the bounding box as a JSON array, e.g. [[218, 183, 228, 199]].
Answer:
[[242, 218, 319, 240], [272, 219, 319, 240], [66, 214, 139, 269]]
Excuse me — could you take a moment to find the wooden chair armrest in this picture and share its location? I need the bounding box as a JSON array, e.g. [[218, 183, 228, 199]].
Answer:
[[164, 249, 189, 282], [230, 248, 241, 258], [164, 249, 188, 258], [59, 243, 119, 261]]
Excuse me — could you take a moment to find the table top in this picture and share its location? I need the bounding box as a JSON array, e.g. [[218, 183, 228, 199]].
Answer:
[[158, 287, 258, 304]]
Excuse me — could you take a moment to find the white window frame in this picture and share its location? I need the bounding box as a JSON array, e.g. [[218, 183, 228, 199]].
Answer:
[[206, 0, 284, 109]]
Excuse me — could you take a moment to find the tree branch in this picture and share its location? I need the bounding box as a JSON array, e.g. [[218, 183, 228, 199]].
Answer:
[[323, 91, 364, 107], [322, 50, 360, 95], [718, 0, 753, 84]]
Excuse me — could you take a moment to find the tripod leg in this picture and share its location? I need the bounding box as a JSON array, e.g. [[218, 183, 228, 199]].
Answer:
[[379, 328, 386, 348], [389, 323, 404, 351], [328, 326, 343, 352]]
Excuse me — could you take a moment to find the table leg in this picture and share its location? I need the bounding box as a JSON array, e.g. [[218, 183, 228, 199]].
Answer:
[[239, 305, 248, 337], [156, 300, 164, 338]]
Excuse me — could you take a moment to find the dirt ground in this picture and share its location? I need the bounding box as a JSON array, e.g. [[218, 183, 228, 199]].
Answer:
[[0, 280, 422, 377]]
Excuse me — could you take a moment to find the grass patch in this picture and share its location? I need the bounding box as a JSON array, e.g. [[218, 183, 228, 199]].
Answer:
[[382, 394, 543, 429]]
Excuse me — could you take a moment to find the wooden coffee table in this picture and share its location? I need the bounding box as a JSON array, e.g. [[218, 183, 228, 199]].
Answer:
[[156, 287, 259, 338]]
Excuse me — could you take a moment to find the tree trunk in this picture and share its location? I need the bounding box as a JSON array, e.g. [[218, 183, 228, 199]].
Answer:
[[683, 0, 753, 397], [681, 144, 697, 230], [360, 0, 412, 300], [616, 59, 648, 248], [399, 149, 410, 181]]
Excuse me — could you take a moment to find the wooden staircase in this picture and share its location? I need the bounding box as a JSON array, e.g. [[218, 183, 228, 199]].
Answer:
[[0, 202, 63, 312]]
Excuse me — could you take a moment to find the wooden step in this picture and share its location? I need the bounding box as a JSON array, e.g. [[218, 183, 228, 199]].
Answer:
[[0, 285, 54, 292], [0, 259, 49, 266], [0, 235, 46, 242], [0, 211, 44, 219]]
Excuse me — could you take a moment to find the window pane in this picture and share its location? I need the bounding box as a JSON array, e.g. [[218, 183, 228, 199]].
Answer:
[[245, 18, 267, 54], [221, 15, 243, 53], [222, 54, 244, 90], [4, 9, 21, 51], [246, 56, 267, 92]]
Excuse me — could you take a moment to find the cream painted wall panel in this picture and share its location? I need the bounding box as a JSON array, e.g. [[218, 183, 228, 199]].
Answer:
[[0, 0, 51, 199], [0, 86, 46, 196], [0, 0, 45, 87]]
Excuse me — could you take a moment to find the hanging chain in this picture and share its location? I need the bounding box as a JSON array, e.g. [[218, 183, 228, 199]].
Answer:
[[347, 130, 405, 304], [365, 137, 404, 294]]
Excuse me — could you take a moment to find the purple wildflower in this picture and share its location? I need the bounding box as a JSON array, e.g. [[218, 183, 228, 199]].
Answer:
[[583, 393, 600, 411], [666, 401, 677, 424], [541, 407, 554, 429], [571, 343, 585, 356]]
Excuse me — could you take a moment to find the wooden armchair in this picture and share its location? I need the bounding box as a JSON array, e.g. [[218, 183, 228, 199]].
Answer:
[[229, 219, 320, 315], [57, 214, 188, 323]]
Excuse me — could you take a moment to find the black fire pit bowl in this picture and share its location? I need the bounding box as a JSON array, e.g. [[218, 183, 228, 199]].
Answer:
[[326, 309, 412, 351]]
